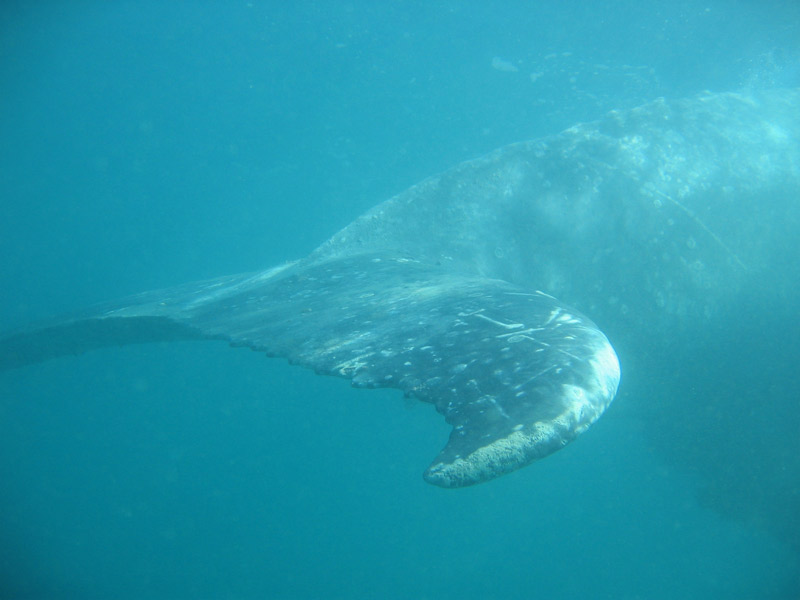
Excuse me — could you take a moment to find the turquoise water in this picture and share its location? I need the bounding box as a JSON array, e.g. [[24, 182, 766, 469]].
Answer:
[[1, 2, 799, 598]]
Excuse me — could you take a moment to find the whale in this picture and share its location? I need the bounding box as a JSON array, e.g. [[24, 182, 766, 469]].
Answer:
[[1, 89, 798, 501]]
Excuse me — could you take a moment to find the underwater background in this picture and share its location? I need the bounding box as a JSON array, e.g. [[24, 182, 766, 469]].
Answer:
[[1, 1, 799, 598]]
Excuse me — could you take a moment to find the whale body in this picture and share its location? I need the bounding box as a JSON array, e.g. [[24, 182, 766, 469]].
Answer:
[[1, 89, 798, 497]]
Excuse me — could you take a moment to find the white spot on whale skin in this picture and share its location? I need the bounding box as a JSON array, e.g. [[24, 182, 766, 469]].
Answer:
[[473, 313, 524, 329]]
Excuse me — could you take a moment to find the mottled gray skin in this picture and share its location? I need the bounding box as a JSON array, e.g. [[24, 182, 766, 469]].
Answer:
[[314, 90, 800, 333], [1, 89, 798, 493]]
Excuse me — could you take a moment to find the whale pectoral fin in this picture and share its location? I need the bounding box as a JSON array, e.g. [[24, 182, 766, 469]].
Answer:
[[0, 254, 619, 486]]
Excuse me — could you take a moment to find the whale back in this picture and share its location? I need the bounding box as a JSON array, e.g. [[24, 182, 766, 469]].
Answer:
[[312, 89, 800, 333]]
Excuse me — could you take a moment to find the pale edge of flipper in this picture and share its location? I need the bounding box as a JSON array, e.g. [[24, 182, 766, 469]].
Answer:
[[0, 254, 620, 487]]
